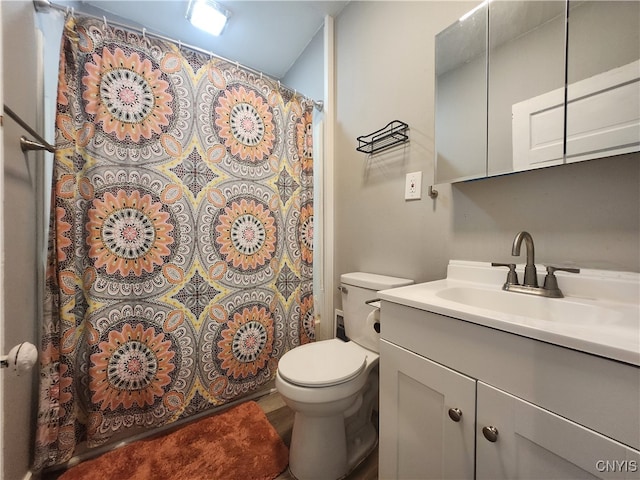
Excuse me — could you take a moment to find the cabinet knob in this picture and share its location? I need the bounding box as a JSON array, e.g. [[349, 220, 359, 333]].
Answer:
[[448, 408, 463, 422], [482, 426, 499, 442]]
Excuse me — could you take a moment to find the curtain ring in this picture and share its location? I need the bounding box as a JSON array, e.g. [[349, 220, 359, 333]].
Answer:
[[260, 72, 263, 80], [103, 16, 108, 29], [71, 7, 74, 17], [178, 40, 182, 51], [142, 28, 146, 40]]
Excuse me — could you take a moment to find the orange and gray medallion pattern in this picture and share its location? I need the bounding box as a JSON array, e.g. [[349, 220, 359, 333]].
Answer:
[[34, 16, 314, 470]]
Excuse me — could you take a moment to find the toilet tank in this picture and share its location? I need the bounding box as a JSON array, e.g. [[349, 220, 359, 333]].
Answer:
[[340, 272, 413, 352]]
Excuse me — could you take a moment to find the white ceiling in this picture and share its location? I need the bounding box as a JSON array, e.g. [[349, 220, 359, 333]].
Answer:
[[54, 0, 349, 79]]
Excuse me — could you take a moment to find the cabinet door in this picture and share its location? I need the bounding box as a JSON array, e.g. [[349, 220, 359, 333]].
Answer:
[[379, 339, 476, 479], [477, 382, 640, 479]]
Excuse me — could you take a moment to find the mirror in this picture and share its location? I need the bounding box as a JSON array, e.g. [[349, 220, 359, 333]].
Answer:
[[566, 1, 640, 163], [435, 3, 487, 183], [489, 0, 566, 175], [435, 0, 640, 184]]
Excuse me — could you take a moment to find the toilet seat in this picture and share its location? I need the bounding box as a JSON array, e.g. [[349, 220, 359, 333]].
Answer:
[[278, 340, 367, 387]]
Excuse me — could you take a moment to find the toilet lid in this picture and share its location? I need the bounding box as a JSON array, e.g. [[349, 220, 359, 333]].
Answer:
[[278, 341, 367, 387]]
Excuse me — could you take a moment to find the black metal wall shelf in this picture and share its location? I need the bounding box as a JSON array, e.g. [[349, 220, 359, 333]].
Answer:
[[356, 120, 409, 155]]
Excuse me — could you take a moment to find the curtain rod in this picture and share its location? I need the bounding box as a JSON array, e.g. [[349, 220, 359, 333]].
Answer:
[[3, 104, 56, 153], [33, 0, 324, 112]]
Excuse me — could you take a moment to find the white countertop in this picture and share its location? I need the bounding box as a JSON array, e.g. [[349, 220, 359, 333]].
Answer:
[[378, 261, 640, 366]]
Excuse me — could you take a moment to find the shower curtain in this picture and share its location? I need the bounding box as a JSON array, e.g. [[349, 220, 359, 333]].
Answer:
[[34, 16, 314, 470]]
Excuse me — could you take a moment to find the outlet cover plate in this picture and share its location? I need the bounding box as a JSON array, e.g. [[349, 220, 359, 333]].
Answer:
[[405, 171, 422, 200]]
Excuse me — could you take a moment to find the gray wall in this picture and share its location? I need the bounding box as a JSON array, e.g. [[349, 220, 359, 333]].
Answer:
[[282, 26, 324, 102], [333, 0, 472, 302], [331, 1, 639, 311], [450, 154, 639, 270], [2, 1, 41, 478]]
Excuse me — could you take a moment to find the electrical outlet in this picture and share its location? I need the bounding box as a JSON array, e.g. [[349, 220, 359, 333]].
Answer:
[[405, 171, 422, 200]]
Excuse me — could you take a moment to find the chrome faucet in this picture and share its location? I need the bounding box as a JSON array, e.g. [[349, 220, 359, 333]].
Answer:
[[492, 231, 580, 298], [511, 231, 538, 287]]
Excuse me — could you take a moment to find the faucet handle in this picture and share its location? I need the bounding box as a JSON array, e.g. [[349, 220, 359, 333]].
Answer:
[[491, 262, 519, 287], [543, 266, 580, 293], [546, 265, 580, 275]]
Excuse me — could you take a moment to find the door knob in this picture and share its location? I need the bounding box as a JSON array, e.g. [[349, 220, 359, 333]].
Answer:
[[448, 408, 463, 422], [482, 426, 499, 442]]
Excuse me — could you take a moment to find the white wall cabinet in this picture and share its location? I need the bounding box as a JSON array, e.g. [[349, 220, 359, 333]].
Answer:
[[379, 302, 640, 480]]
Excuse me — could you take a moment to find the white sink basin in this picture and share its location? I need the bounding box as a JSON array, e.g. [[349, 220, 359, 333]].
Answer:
[[378, 260, 640, 365], [435, 285, 635, 328]]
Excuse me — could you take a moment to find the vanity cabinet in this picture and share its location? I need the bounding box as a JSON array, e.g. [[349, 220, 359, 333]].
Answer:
[[379, 302, 640, 479], [379, 340, 475, 479], [476, 382, 640, 480]]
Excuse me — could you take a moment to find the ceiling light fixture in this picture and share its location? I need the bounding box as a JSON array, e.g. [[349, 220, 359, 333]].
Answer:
[[186, 0, 231, 36]]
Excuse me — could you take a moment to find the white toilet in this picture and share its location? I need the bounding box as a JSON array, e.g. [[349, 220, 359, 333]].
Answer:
[[276, 272, 413, 480]]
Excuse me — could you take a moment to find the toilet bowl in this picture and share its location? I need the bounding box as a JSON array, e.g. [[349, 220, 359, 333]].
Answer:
[[276, 272, 413, 480]]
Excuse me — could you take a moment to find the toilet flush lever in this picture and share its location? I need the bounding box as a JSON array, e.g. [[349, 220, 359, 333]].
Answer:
[[338, 286, 348, 294]]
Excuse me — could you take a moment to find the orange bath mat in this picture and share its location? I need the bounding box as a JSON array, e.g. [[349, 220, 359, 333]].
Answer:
[[58, 400, 289, 480]]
